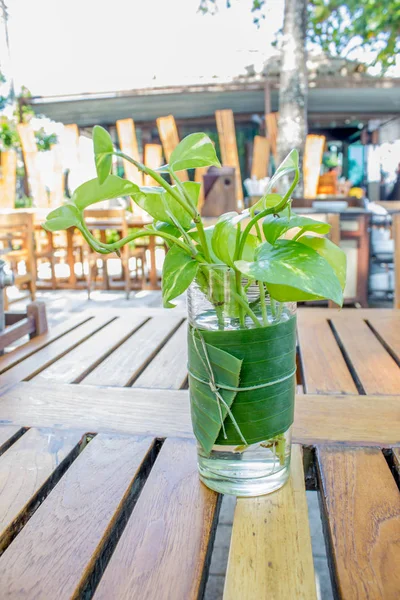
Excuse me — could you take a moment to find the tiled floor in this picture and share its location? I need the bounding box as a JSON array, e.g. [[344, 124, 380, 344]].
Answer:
[[8, 289, 333, 599]]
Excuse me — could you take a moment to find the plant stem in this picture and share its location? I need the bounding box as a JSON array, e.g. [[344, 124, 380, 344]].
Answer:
[[258, 281, 268, 326], [235, 271, 245, 327]]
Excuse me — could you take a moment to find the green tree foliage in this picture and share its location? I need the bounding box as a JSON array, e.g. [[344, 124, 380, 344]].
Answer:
[[198, 0, 400, 72]]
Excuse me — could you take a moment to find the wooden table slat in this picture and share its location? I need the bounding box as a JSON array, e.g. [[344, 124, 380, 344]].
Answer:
[[0, 314, 92, 375], [224, 445, 316, 600], [316, 446, 400, 599], [297, 312, 358, 395], [82, 315, 183, 387], [0, 425, 24, 454], [133, 321, 188, 389], [0, 427, 84, 553], [0, 434, 155, 599], [0, 315, 116, 394], [366, 315, 400, 365], [93, 438, 220, 600], [331, 316, 400, 394], [32, 314, 148, 385]]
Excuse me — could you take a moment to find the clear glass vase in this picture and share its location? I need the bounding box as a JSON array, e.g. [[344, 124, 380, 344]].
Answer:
[[187, 264, 296, 496]]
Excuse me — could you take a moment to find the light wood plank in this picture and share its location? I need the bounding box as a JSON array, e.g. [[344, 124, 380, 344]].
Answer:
[[297, 312, 357, 394], [303, 134, 325, 199], [0, 434, 154, 599], [2, 383, 400, 446], [392, 447, 400, 478], [0, 426, 23, 454], [82, 315, 182, 387], [265, 112, 278, 161], [0, 315, 115, 394], [331, 315, 400, 394], [215, 109, 243, 206], [224, 445, 316, 600], [394, 214, 400, 309], [251, 135, 270, 180], [143, 143, 163, 185], [317, 446, 400, 599], [32, 314, 147, 384], [94, 438, 219, 600], [0, 427, 83, 552], [0, 314, 93, 375], [17, 123, 48, 207], [116, 118, 143, 187], [156, 115, 188, 181], [368, 315, 400, 363], [0, 150, 17, 208], [133, 321, 187, 389]]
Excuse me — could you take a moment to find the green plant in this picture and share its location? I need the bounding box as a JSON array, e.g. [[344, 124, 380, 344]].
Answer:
[[43, 127, 346, 322], [0, 116, 18, 150], [34, 127, 58, 151]]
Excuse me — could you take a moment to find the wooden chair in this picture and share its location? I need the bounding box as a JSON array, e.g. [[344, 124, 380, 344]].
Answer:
[[0, 212, 37, 308], [84, 209, 147, 298], [0, 301, 48, 354], [394, 214, 400, 309]]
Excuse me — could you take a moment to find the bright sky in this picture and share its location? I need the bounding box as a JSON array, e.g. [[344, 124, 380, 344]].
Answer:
[[1, 0, 284, 97]]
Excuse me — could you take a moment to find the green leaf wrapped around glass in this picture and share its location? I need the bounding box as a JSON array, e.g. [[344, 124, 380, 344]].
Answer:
[[43, 127, 346, 496]]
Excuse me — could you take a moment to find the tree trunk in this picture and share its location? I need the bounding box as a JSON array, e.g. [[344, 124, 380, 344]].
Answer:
[[277, 0, 308, 194]]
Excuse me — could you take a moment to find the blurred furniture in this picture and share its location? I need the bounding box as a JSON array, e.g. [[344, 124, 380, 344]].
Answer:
[[375, 201, 400, 213], [317, 171, 338, 196], [0, 212, 37, 307], [251, 136, 270, 180], [0, 150, 17, 208], [0, 300, 48, 354], [215, 109, 243, 208], [394, 214, 400, 308], [265, 112, 279, 162], [84, 209, 148, 298], [303, 135, 325, 199], [156, 115, 188, 181], [143, 144, 163, 186], [116, 118, 143, 187], [0, 308, 399, 598], [202, 166, 236, 217]]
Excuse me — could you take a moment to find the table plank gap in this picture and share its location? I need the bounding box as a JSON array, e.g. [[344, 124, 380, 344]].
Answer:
[[81, 315, 184, 387], [133, 321, 188, 389], [0, 315, 117, 395], [297, 312, 357, 395], [0, 314, 93, 375], [327, 319, 366, 394], [93, 437, 221, 600], [365, 319, 400, 368], [0, 425, 27, 456], [330, 316, 400, 395], [316, 446, 400, 599], [0, 433, 158, 600], [224, 445, 317, 600], [0, 427, 86, 555], [31, 315, 149, 385]]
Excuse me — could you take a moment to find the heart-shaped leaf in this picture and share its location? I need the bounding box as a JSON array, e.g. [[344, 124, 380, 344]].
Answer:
[[159, 133, 220, 172], [162, 245, 198, 307], [263, 214, 331, 244], [132, 182, 195, 229], [93, 125, 113, 184], [72, 175, 140, 210], [42, 204, 80, 232], [211, 212, 259, 267], [251, 150, 299, 212], [235, 239, 343, 305], [298, 235, 347, 290]]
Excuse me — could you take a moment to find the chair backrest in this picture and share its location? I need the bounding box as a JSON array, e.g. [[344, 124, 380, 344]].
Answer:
[[215, 109, 243, 208], [394, 214, 400, 309], [84, 208, 129, 237]]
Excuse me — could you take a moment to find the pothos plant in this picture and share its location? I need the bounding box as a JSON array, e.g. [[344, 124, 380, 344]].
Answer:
[[43, 126, 346, 323]]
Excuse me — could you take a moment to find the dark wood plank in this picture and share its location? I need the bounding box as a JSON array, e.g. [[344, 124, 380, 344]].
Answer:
[[32, 314, 147, 384], [367, 315, 400, 365], [0, 315, 115, 394], [1, 382, 400, 446], [331, 315, 400, 394], [0, 313, 91, 375], [297, 311, 357, 394], [392, 448, 400, 479], [317, 446, 400, 599], [133, 321, 187, 389], [0, 434, 154, 599], [0, 426, 24, 454], [82, 315, 182, 387], [0, 427, 84, 552], [224, 445, 316, 599], [94, 438, 220, 600]]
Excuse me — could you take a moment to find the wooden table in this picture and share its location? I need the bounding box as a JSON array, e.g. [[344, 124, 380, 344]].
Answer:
[[0, 308, 399, 599]]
